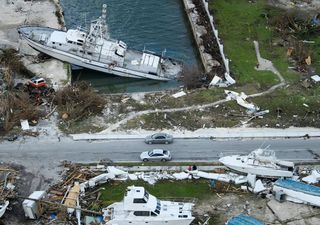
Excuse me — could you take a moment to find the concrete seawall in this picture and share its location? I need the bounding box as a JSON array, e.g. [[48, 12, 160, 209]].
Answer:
[[181, 0, 211, 73], [181, 0, 235, 86]]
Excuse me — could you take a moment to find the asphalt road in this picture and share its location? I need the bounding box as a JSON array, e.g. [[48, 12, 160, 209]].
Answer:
[[1, 137, 320, 164]]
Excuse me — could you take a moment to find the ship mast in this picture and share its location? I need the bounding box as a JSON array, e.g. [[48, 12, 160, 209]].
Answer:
[[84, 4, 109, 47]]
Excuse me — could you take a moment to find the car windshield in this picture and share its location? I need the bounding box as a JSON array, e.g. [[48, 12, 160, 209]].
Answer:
[[163, 150, 168, 155], [148, 151, 153, 156]]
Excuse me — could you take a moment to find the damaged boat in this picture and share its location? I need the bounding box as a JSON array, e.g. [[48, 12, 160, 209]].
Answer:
[[219, 148, 294, 178], [102, 185, 195, 225], [18, 4, 182, 81], [273, 179, 320, 207]]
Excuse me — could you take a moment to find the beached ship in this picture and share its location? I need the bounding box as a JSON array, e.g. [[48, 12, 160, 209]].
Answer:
[[219, 148, 294, 178], [18, 4, 182, 81], [102, 185, 195, 225]]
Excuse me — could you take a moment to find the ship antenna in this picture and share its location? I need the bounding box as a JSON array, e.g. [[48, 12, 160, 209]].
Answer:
[[101, 4, 108, 39], [259, 141, 266, 149], [162, 48, 167, 58]]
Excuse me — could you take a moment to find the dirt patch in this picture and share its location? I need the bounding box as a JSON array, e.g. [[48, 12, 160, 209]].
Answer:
[[0, 163, 53, 224], [194, 193, 271, 224]]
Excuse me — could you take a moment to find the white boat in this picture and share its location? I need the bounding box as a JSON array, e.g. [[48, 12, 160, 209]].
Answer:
[[18, 4, 182, 81], [219, 148, 294, 178], [0, 201, 9, 218], [102, 186, 195, 225]]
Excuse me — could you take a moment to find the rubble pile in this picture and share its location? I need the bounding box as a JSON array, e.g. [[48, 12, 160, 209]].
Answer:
[[0, 165, 19, 219], [0, 166, 18, 201]]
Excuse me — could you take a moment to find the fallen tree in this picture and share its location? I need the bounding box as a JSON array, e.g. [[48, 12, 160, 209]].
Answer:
[[54, 81, 106, 123]]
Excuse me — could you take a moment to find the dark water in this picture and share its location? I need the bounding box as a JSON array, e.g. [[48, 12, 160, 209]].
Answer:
[[60, 0, 199, 92]]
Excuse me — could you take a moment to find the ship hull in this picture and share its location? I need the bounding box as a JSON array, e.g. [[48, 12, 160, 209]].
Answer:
[[223, 163, 293, 177], [20, 35, 171, 81], [219, 156, 293, 178]]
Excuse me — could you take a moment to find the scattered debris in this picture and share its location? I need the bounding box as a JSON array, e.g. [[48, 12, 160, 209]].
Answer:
[[311, 75, 320, 83], [225, 90, 260, 113], [302, 169, 320, 184], [0, 201, 9, 218], [22, 191, 47, 219], [20, 119, 30, 130], [172, 91, 187, 98]]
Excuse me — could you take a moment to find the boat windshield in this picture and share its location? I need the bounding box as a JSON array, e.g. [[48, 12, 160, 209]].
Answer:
[[144, 190, 149, 202], [154, 199, 161, 215]]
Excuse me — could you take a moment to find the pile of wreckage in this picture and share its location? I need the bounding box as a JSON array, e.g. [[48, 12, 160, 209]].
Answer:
[[0, 165, 18, 218], [12, 149, 320, 224]]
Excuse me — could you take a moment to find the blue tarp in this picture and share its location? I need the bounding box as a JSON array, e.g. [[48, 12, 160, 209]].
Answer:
[[275, 179, 320, 197], [227, 214, 265, 225]]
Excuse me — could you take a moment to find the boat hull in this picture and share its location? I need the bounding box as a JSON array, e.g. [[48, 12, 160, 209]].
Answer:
[[105, 218, 194, 225], [220, 161, 293, 177], [273, 183, 320, 207], [219, 154, 293, 178], [20, 36, 171, 81]]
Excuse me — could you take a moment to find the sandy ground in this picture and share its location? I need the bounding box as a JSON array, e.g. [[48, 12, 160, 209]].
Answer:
[[0, 0, 69, 89]]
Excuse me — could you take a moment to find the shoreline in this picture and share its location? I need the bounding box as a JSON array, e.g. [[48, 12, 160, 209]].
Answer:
[[0, 0, 69, 89]]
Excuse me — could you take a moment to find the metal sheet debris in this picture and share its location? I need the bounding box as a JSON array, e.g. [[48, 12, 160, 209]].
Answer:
[[172, 91, 187, 98], [225, 90, 259, 112]]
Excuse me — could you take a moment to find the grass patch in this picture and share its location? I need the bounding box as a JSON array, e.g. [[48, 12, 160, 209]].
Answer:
[[209, 0, 299, 87], [252, 86, 320, 127], [100, 180, 210, 206], [58, 118, 106, 134]]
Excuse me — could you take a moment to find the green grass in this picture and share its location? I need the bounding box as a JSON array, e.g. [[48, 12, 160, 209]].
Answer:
[[100, 180, 211, 205], [209, 0, 299, 87]]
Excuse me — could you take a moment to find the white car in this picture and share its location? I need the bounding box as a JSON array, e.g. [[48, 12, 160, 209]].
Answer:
[[140, 149, 172, 162]]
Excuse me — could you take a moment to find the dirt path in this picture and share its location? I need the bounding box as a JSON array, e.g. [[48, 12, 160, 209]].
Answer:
[[100, 41, 286, 133]]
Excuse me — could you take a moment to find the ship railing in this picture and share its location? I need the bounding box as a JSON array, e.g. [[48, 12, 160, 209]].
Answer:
[[159, 197, 198, 204]]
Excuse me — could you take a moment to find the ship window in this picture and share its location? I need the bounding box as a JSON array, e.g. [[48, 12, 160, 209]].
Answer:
[[87, 52, 92, 55], [59, 43, 62, 46], [133, 198, 146, 203], [151, 212, 157, 217], [77, 39, 84, 43], [144, 191, 149, 200], [77, 43, 83, 46], [52, 42, 55, 44], [133, 211, 150, 217], [67, 40, 72, 44]]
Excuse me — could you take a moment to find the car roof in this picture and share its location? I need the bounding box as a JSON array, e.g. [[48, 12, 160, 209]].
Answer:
[[152, 149, 164, 154], [153, 133, 168, 136]]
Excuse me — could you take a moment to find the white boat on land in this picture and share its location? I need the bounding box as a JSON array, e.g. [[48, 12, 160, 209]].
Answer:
[[18, 4, 182, 81], [102, 186, 195, 225], [219, 148, 294, 178], [0, 201, 9, 218]]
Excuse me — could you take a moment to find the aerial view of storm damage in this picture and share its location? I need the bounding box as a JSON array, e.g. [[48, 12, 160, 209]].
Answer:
[[1, 0, 320, 224]]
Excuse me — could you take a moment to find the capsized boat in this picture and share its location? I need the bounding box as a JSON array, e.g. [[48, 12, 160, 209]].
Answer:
[[219, 148, 294, 177], [18, 4, 182, 81], [102, 185, 195, 225]]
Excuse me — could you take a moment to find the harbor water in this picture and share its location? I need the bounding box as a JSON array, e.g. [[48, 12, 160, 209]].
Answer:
[[60, 0, 199, 93]]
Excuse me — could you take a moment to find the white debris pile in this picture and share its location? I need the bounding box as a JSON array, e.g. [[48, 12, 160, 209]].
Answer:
[[302, 169, 320, 184], [225, 90, 260, 113]]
